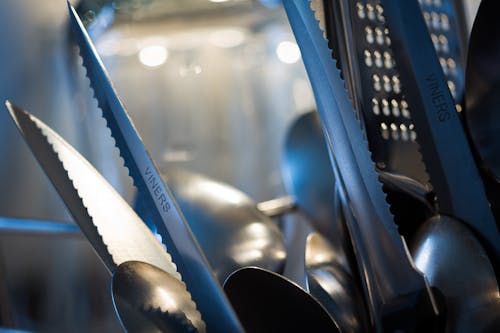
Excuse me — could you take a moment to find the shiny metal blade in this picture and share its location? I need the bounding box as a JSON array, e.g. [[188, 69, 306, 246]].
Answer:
[[5, 101, 206, 330], [5, 101, 179, 277], [380, 0, 500, 266], [283, 1, 437, 330], [66, 3, 243, 332]]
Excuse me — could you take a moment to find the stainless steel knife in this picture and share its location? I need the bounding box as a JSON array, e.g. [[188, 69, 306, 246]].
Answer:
[[66, 2, 244, 332], [4, 101, 205, 332], [282, 1, 439, 331]]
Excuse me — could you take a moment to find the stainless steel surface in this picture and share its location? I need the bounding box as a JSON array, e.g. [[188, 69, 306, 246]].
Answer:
[[465, 0, 500, 182], [380, 0, 500, 268], [256, 196, 296, 218], [283, 2, 438, 331], [164, 168, 286, 283], [112, 261, 205, 333], [0, 0, 311, 331], [306, 232, 369, 333], [223, 266, 340, 333], [281, 213, 313, 290], [0, 2, 131, 331], [412, 215, 500, 332], [282, 111, 343, 245], [6, 101, 182, 279], [0, 0, 496, 331], [68, 4, 243, 331], [377, 171, 435, 213], [5, 102, 205, 331]]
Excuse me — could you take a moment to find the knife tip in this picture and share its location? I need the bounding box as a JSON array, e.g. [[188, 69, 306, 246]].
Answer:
[[5, 99, 17, 116], [4, 100, 27, 130]]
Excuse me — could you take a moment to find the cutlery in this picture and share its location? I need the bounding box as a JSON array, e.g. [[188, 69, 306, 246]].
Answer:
[[4, 101, 205, 331], [66, 2, 243, 331], [380, 0, 500, 271], [283, 1, 439, 331], [223, 266, 340, 333], [412, 215, 500, 333], [306, 232, 369, 333], [162, 168, 286, 284], [112, 260, 205, 333]]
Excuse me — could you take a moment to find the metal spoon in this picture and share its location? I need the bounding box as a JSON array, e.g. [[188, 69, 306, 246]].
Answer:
[[112, 260, 206, 333], [306, 232, 370, 333], [465, 0, 500, 182], [161, 168, 287, 284], [282, 111, 344, 245], [223, 266, 340, 333], [282, 111, 436, 238], [412, 215, 500, 332]]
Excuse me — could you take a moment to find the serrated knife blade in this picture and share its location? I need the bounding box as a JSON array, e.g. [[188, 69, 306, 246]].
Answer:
[[4, 101, 205, 331], [4, 101, 179, 274], [283, 1, 438, 331], [66, 3, 243, 332]]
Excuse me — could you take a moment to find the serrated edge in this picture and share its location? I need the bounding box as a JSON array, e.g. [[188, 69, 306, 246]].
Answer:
[[8, 106, 117, 268], [140, 305, 201, 333], [68, 3, 178, 267], [308, 1, 396, 221], [67, 6, 208, 328], [10, 105, 209, 327], [311, 0, 433, 227]]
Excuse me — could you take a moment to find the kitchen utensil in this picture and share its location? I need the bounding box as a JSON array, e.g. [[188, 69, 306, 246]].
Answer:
[[320, 0, 467, 184], [112, 261, 205, 333], [67, 3, 243, 331], [306, 232, 370, 333], [412, 215, 500, 333], [223, 266, 340, 333], [4, 101, 205, 331], [162, 168, 286, 284], [283, 1, 439, 331], [381, 0, 500, 270], [282, 110, 345, 247]]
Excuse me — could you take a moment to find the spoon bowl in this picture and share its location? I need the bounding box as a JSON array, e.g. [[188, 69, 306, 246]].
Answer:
[[162, 168, 287, 283], [112, 260, 206, 333], [223, 266, 340, 333], [412, 215, 500, 332]]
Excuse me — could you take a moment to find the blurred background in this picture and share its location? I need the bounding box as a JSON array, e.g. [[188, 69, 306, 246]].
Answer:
[[0, 0, 481, 332]]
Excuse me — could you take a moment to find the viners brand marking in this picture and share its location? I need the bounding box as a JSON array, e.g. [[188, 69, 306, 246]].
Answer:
[[145, 166, 171, 213], [426, 73, 451, 122]]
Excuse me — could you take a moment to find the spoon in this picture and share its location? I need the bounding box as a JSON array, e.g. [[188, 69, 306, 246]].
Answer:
[[223, 266, 340, 333], [112, 260, 206, 333], [412, 215, 500, 332], [283, 111, 436, 240], [161, 168, 287, 284], [306, 232, 370, 333], [282, 111, 344, 246], [465, 0, 500, 182]]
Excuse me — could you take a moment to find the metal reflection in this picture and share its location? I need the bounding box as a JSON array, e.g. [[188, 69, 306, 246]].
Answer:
[[163, 168, 286, 283]]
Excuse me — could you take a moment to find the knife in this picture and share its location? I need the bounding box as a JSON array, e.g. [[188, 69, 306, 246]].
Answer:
[[66, 2, 244, 332], [380, 0, 500, 271], [4, 101, 205, 332], [283, 1, 439, 332]]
